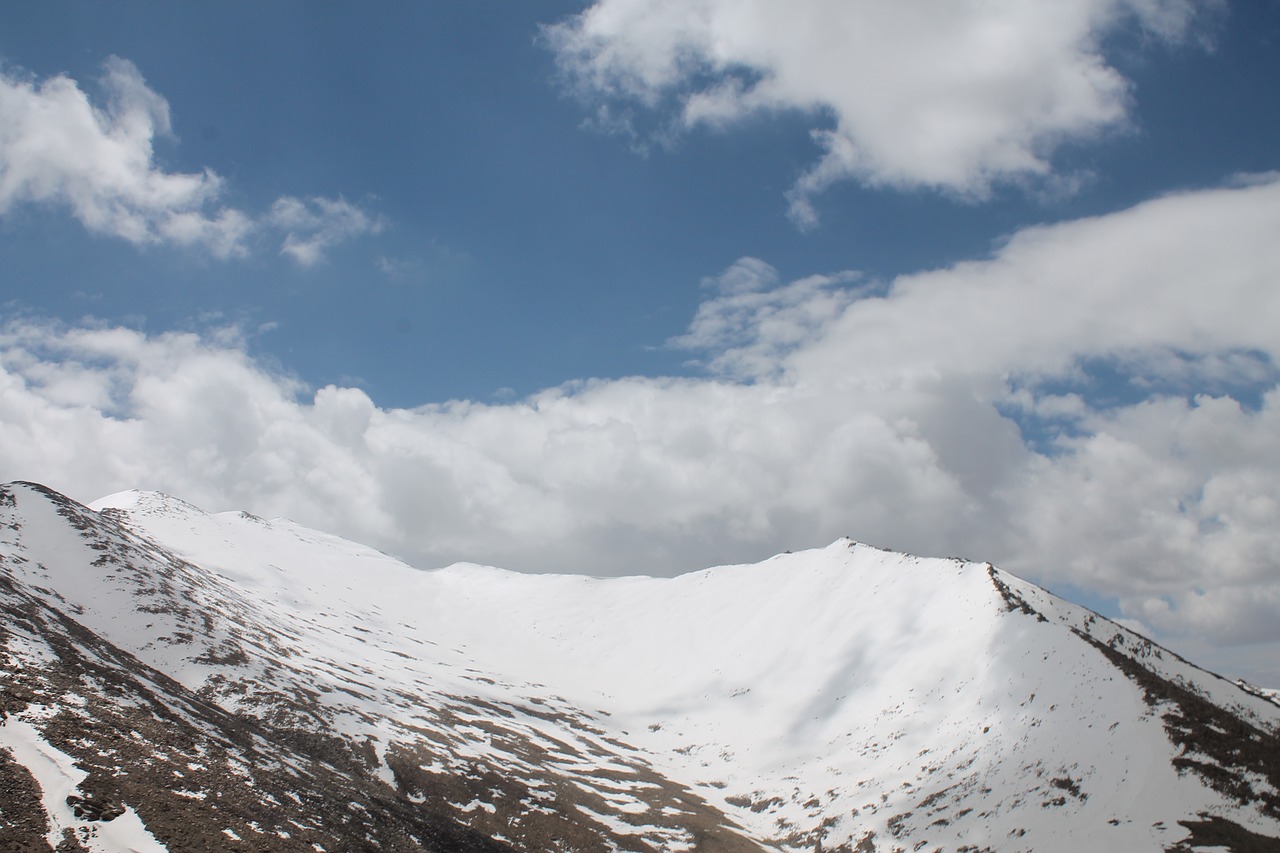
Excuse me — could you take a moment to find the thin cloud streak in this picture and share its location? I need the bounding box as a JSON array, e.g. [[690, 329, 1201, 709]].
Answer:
[[269, 196, 385, 268]]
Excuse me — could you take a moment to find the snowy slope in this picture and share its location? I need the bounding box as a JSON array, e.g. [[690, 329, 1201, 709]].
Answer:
[[2, 481, 1279, 852], [3, 483, 761, 851], [0, 483, 513, 852]]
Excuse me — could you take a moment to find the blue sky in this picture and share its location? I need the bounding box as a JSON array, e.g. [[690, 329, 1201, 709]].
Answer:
[[6, 1, 1276, 404], [2, 1, 1280, 684]]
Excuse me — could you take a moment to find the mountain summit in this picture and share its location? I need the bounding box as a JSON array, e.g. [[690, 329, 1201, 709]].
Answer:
[[1, 481, 1277, 851]]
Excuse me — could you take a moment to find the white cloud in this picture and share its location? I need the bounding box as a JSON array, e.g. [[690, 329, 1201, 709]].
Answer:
[[269, 196, 384, 267], [545, 0, 1219, 226], [669, 257, 863, 379], [0, 57, 246, 255], [1, 175, 1277, 682], [0, 58, 379, 263], [785, 179, 1280, 389]]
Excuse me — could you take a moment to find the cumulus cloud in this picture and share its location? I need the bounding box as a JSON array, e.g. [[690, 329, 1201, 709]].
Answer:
[[0, 57, 248, 256], [545, 0, 1219, 226], [0, 58, 378, 263], [1, 175, 1278, 683]]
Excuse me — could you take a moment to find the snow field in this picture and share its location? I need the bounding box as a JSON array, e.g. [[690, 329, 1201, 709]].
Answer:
[[0, 484, 1266, 850]]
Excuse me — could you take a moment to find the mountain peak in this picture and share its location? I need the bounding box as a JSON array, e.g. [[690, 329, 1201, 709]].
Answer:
[[88, 487, 209, 519], [2, 482, 1278, 851]]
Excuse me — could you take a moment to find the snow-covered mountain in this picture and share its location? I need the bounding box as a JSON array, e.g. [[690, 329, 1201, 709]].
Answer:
[[1, 481, 1277, 852]]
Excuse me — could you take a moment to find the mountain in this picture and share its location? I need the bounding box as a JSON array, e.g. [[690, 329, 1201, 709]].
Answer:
[[1, 481, 1277, 852]]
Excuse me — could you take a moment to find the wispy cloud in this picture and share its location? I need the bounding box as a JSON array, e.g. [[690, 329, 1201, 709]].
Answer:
[[545, 0, 1221, 227], [0, 57, 380, 264], [669, 257, 862, 380], [268, 195, 384, 267]]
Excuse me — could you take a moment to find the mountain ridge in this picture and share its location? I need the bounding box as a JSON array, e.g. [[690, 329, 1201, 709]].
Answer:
[[2, 480, 1279, 851]]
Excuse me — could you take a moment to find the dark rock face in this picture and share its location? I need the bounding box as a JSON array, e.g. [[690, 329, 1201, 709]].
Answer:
[[0, 747, 49, 850], [66, 793, 125, 823]]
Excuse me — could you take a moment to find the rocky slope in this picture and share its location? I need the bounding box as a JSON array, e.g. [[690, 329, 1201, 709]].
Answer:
[[1, 481, 1278, 851]]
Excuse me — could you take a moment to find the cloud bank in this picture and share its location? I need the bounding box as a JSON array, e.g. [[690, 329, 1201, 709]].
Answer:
[[546, 0, 1218, 226], [2, 175, 1278, 682], [0, 58, 379, 263]]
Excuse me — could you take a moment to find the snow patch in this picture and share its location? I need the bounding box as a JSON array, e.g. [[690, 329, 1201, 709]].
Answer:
[[0, 715, 167, 852]]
